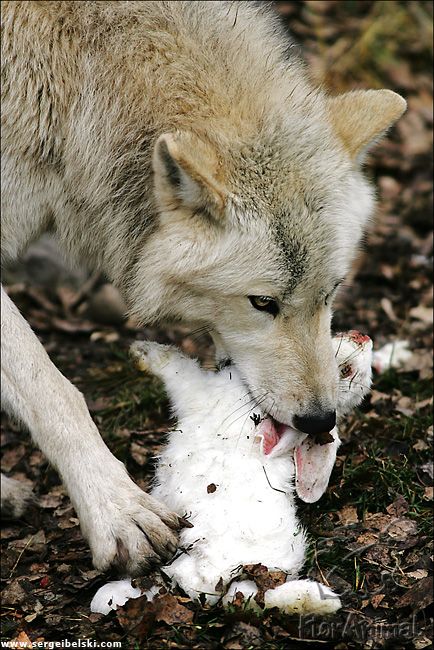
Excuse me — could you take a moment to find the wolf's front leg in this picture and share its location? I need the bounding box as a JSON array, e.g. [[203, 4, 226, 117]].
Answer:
[[1, 287, 179, 575]]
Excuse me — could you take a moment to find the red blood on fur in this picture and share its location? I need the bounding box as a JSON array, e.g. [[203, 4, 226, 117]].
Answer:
[[347, 330, 371, 345]]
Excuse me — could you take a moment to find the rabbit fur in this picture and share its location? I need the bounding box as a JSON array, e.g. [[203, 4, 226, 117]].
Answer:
[[125, 331, 372, 615]]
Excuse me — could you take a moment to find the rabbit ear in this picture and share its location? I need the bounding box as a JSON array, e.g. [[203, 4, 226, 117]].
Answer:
[[294, 431, 340, 503]]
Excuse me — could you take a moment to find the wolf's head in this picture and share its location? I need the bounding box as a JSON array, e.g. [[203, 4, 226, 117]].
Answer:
[[130, 89, 404, 435]]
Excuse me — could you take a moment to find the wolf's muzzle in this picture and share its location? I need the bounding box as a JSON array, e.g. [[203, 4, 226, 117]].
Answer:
[[293, 411, 336, 436]]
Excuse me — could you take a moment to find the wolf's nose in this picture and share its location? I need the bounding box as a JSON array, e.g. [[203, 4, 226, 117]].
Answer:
[[293, 411, 336, 435]]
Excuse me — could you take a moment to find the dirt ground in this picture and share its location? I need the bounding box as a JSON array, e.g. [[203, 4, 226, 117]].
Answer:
[[1, 2, 433, 649]]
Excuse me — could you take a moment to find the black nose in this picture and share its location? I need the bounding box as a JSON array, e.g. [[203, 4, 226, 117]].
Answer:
[[293, 411, 336, 435]]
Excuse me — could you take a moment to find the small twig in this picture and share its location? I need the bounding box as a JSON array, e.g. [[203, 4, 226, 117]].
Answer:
[[314, 543, 330, 587], [9, 535, 34, 578], [262, 466, 287, 494]]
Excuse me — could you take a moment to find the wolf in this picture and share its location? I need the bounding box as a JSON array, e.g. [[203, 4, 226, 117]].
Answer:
[[1, 1, 405, 576]]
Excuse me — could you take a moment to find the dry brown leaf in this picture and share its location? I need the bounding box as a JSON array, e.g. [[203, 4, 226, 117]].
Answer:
[[153, 593, 194, 625], [2, 579, 28, 605], [356, 531, 378, 546], [386, 495, 409, 517], [11, 632, 33, 649], [130, 442, 148, 466], [395, 395, 414, 416], [86, 397, 112, 413], [90, 330, 120, 343], [242, 563, 287, 608], [409, 305, 433, 324], [57, 517, 79, 529], [413, 637, 433, 649], [227, 622, 263, 648], [386, 518, 418, 541], [364, 512, 391, 531], [116, 595, 153, 636], [39, 493, 64, 509], [415, 396, 433, 410], [365, 543, 391, 566], [378, 176, 401, 200], [225, 642, 243, 650], [51, 316, 96, 333], [406, 569, 428, 580], [400, 349, 433, 376], [413, 439, 430, 451], [1, 446, 27, 471], [370, 390, 391, 405], [56, 286, 80, 312], [395, 576, 433, 610], [338, 505, 359, 525], [381, 297, 398, 321], [371, 594, 385, 609], [10, 530, 46, 553]]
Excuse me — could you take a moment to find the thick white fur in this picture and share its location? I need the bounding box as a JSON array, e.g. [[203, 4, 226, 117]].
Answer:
[[1, 1, 404, 575], [90, 579, 142, 616], [125, 333, 373, 614]]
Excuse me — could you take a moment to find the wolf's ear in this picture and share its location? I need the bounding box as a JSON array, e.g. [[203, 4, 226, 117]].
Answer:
[[153, 132, 227, 216], [328, 89, 406, 160]]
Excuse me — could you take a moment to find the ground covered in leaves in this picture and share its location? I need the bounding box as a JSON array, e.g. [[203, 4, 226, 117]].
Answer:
[[1, 1, 433, 649]]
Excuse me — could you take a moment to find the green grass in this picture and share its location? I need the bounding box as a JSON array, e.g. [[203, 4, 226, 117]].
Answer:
[[77, 345, 170, 458], [375, 368, 433, 402]]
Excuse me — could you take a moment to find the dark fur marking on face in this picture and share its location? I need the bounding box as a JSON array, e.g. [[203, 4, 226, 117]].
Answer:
[[273, 220, 309, 296]]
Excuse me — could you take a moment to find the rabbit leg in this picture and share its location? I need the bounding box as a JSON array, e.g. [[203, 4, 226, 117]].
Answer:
[[263, 579, 341, 615], [130, 340, 209, 404]]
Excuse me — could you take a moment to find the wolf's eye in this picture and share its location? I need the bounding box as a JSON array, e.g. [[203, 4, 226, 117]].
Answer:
[[248, 295, 279, 316]]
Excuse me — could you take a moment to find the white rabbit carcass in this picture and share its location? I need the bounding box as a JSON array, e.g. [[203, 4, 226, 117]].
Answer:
[[125, 330, 372, 615]]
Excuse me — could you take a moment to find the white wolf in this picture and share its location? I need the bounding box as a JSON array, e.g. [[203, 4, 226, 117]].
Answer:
[[91, 331, 372, 615], [1, 1, 405, 575]]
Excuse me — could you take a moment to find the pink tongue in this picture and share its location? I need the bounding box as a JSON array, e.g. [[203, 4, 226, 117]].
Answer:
[[262, 419, 282, 455]]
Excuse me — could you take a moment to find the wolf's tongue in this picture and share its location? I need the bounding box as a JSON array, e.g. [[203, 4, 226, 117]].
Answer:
[[261, 419, 284, 455]]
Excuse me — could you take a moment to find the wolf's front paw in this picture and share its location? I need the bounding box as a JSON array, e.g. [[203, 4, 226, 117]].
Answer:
[[77, 466, 180, 576]]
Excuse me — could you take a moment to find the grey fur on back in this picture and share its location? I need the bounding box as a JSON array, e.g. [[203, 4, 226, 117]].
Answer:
[[2, 2, 332, 283]]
